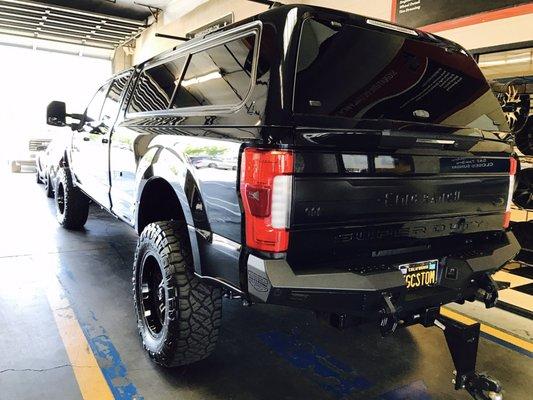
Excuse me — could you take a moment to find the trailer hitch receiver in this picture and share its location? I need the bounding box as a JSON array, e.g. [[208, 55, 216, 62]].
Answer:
[[437, 314, 503, 400], [378, 293, 399, 336], [476, 273, 499, 309]]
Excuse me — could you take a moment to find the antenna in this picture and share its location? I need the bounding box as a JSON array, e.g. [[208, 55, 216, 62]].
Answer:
[[155, 33, 190, 41]]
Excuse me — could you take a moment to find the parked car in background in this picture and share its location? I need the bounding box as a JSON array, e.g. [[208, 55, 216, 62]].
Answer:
[[10, 138, 51, 173], [36, 132, 69, 198], [190, 156, 238, 170], [209, 157, 237, 170], [189, 156, 217, 169]]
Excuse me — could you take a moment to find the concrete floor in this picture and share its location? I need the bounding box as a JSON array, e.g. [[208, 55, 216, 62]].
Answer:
[[0, 171, 531, 400]]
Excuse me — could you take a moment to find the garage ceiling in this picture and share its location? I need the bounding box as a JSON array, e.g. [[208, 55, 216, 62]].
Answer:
[[0, 0, 164, 50]]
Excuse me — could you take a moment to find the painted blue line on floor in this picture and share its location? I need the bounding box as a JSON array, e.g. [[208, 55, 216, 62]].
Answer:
[[80, 321, 144, 400], [378, 380, 432, 400], [58, 271, 143, 399], [258, 331, 373, 398]]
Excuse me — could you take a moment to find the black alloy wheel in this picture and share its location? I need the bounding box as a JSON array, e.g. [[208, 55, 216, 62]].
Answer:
[[139, 253, 167, 337]]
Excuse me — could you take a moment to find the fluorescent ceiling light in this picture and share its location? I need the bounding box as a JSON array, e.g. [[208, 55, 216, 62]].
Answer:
[[181, 71, 222, 87], [479, 56, 532, 67], [366, 19, 418, 36]]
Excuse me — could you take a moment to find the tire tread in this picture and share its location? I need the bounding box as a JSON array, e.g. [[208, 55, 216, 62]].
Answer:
[[133, 220, 222, 367], [56, 167, 89, 229]]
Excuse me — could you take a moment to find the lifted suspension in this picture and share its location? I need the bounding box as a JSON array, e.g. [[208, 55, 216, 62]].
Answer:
[[435, 315, 503, 400]]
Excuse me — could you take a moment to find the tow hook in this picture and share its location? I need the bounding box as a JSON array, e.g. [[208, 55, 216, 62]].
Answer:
[[378, 293, 399, 336], [476, 273, 499, 308], [435, 314, 503, 400]]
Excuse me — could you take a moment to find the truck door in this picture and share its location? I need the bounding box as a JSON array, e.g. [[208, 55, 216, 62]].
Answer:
[[71, 82, 110, 204], [94, 72, 132, 209], [72, 73, 131, 209]]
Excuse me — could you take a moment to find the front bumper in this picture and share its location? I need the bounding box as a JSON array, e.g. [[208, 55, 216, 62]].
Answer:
[[246, 232, 520, 317], [13, 159, 36, 166]]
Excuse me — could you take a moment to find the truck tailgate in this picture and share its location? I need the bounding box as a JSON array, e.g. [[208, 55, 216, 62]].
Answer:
[[287, 151, 512, 270]]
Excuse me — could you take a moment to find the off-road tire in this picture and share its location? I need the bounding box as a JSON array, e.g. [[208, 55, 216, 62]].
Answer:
[[133, 221, 222, 367], [55, 167, 89, 229], [45, 173, 54, 198]]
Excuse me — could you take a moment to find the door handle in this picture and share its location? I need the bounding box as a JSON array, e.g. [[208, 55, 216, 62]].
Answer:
[[102, 138, 109, 144], [83, 137, 90, 141]]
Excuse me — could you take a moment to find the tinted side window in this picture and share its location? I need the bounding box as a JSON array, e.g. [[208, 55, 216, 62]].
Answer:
[[172, 35, 256, 109], [128, 57, 186, 113], [86, 84, 110, 122], [100, 72, 132, 121]]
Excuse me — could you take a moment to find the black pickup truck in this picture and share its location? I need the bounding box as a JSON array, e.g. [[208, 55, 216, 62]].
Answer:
[[46, 5, 520, 399]]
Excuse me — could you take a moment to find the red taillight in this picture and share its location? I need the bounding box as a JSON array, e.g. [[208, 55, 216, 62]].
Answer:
[[503, 212, 512, 229], [240, 148, 294, 252], [510, 157, 517, 176], [503, 157, 517, 229]]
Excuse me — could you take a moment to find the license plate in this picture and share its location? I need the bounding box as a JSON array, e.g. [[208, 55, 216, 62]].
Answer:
[[399, 260, 439, 290]]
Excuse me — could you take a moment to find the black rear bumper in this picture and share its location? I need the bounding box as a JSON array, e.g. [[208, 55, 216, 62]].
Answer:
[[246, 231, 520, 318]]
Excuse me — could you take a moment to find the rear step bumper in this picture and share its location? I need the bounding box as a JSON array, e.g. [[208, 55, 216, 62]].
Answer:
[[246, 232, 520, 316]]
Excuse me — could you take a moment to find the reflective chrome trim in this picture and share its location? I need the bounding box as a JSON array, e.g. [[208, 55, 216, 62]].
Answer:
[[212, 233, 242, 252], [416, 138, 456, 145], [194, 273, 244, 294]]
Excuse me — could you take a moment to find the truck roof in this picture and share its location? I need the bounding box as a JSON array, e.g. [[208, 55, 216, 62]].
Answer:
[[129, 3, 458, 74]]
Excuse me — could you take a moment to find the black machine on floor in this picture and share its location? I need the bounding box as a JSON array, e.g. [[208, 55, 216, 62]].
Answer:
[[438, 315, 503, 400], [44, 3, 519, 399]]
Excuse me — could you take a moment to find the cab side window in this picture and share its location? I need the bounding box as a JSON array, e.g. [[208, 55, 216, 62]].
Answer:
[[128, 58, 187, 113], [85, 83, 110, 122], [100, 72, 132, 122]]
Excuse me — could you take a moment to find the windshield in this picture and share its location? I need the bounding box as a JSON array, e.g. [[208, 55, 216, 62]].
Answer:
[[293, 19, 509, 132]]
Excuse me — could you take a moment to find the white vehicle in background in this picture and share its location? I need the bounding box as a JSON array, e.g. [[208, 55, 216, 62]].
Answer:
[[10, 137, 51, 173], [214, 156, 238, 170], [189, 156, 216, 169], [36, 130, 70, 198], [190, 156, 238, 170]]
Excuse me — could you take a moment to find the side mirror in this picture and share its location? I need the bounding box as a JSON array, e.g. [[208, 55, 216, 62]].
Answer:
[[47, 101, 66, 126]]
